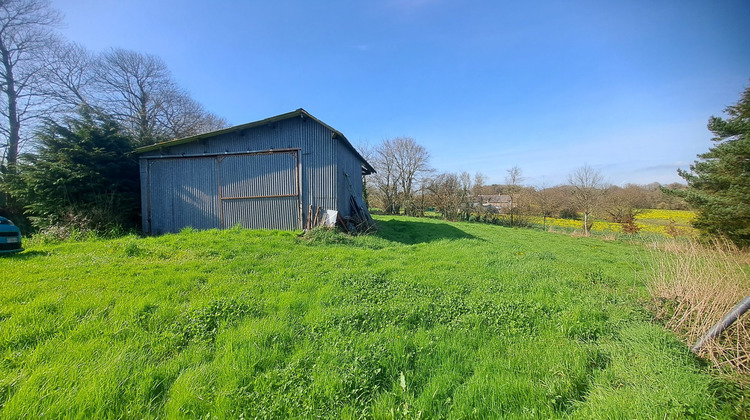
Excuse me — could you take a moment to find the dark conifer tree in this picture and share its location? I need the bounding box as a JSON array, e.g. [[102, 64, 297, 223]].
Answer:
[[6, 106, 139, 230], [677, 85, 750, 247]]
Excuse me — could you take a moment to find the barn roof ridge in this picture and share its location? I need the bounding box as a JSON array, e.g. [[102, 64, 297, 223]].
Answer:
[[135, 108, 375, 174]]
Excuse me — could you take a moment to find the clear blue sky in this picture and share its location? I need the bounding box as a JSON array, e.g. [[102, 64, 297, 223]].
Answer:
[[53, 0, 750, 186]]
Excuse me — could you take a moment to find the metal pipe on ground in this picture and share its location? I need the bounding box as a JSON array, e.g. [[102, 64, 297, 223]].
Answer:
[[692, 296, 750, 353]]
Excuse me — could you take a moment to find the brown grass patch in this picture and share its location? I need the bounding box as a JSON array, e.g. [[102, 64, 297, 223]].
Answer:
[[642, 238, 750, 373]]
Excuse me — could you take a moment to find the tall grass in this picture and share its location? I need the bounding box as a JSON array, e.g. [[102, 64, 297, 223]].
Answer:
[[1, 216, 746, 417], [643, 238, 750, 373]]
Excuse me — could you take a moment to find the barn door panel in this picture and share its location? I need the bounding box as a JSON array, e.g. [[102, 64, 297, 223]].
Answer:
[[147, 159, 174, 234], [148, 157, 221, 234], [221, 196, 299, 230], [218, 151, 301, 230]]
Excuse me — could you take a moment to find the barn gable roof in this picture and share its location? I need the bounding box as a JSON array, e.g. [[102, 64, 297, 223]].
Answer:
[[135, 108, 375, 174]]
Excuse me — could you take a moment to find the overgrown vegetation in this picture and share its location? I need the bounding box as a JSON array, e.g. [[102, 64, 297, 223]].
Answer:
[[5, 107, 140, 232], [643, 239, 750, 375], [1, 217, 746, 417]]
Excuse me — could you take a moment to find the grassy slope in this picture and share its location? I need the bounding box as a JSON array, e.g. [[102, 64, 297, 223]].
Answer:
[[0, 216, 739, 418]]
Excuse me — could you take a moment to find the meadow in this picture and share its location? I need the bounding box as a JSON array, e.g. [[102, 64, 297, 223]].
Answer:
[[0, 216, 745, 418]]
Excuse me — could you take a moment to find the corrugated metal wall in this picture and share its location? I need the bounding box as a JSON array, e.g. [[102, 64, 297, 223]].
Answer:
[[139, 163, 149, 232], [140, 115, 369, 233], [147, 157, 221, 234], [218, 152, 299, 230], [222, 197, 297, 230], [336, 140, 366, 219], [219, 153, 297, 198]]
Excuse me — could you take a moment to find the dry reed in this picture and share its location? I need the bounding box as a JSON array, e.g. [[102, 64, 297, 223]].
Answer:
[[642, 238, 750, 373]]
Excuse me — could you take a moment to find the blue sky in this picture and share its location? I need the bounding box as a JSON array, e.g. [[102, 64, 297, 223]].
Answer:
[[53, 0, 749, 186]]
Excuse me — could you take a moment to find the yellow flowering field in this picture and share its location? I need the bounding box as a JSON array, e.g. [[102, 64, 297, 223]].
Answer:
[[528, 209, 697, 237], [637, 209, 696, 227]]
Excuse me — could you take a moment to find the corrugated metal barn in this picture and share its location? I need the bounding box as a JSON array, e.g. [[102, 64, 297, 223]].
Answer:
[[136, 109, 375, 234]]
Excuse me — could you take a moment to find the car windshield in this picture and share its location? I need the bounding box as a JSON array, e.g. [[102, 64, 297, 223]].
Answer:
[[0, 217, 13, 225]]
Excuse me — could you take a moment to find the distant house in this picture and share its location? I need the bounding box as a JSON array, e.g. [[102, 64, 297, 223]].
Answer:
[[136, 109, 375, 234], [475, 194, 514, 213]]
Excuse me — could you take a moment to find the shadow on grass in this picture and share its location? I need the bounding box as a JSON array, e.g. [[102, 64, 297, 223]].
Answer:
[[375, 219, 477, 245], [0, 250, 48, 259]]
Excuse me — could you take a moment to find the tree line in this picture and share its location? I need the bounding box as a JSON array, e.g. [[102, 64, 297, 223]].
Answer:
[[363, 141, 688, 236], [363, 84, 750, 247], [0, 0, 226, 232]]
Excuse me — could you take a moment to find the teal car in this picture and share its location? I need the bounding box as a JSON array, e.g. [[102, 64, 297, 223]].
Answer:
[[0, 216, 23, 254]]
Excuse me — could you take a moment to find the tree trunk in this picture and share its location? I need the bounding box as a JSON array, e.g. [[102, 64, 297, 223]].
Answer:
[[6, 91, 20, 166], [584, 212, 589, 236], [0, 44, 20, 166]]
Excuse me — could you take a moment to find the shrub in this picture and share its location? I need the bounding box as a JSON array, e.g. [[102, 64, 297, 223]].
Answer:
[[559, 208, 579, 220], [621, 217, 641, 234], [5, 107, 140, 235], [301, 226, 351, 244]]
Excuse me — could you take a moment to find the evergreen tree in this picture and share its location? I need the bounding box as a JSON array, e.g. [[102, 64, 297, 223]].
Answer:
[[677, 85, 750, 247], [7, 106, 139, 230]]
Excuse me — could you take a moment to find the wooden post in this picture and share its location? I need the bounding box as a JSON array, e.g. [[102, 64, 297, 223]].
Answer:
[[307, 204, 313, 230], [314, 206, 322, 228], [337, 213, 348, 232]]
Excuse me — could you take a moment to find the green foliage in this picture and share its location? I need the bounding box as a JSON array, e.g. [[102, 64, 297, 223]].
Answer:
[[5, 106, 140, 232], [0, 216, 744, 417], [301, 226, 352, 244], [677, 85, 750, 247], [174, 298, 263, 345]]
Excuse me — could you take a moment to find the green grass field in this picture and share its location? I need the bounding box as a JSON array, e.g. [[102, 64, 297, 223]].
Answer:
[[0, 216, 745, 418]]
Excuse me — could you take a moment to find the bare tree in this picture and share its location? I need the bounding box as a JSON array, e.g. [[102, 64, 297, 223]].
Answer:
[[158, 88, 226, 138], [459, 171, 474, 220], [471, 172, 496, 221], [94, 48, 226, 146], [505, 166, 525, 226], [426, 172, 463, 221], [392, 137, 430, 216], [40, 41, 96, 114], [370, 139, 399, 213], [534, 182, 562, 230], [568, 164, 605, 235], [95, 48, 174, 146], [0, 0, 61, 168], [472, 172, 486, 195], [605, 184, 649, 223], [355, 141, 375, 208], [370, 137, 431, 215]]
